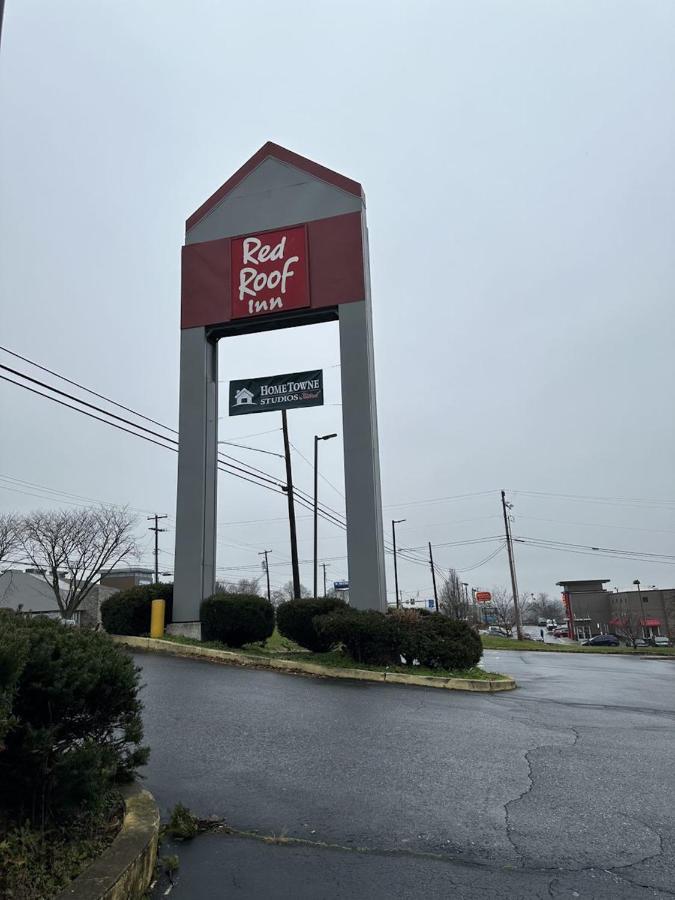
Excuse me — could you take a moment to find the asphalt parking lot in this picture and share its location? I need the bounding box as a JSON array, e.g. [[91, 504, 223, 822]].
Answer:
[[138, 649, 675, 898]]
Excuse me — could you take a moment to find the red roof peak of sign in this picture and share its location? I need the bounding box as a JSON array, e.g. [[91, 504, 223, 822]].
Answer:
[[186, 142, 363, 232]]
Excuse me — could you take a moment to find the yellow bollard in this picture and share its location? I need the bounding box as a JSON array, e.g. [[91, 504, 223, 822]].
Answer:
[[150, 598, 165, 639]]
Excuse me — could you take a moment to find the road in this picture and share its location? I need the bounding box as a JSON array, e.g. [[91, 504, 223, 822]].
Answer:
[[137, 649, 675, 898]]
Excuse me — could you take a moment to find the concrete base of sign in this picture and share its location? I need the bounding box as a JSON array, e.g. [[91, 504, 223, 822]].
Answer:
[[166, 621, 202, 641]]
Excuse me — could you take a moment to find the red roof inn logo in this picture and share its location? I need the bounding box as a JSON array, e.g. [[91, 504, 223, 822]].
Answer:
[[231, 225, 310, 319]]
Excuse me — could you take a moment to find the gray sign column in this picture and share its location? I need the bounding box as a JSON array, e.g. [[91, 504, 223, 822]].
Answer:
[[172, 327, 218, 622], [339, 297, 387, 612]]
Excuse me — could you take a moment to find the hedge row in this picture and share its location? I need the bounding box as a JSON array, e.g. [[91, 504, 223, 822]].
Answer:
[[100, 589, 481, 670], [316, 608, 483, 670]]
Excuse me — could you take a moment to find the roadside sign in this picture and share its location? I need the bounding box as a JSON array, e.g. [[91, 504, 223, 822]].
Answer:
[[231, 226, 310, 320], [229, 370, 323, 416], [475, 591, 492, 602], [427, 599, 435, 609], [333, 580, 349, 591]]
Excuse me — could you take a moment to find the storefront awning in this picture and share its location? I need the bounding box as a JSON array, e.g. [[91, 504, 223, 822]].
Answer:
[[610, 617, 661, 627]]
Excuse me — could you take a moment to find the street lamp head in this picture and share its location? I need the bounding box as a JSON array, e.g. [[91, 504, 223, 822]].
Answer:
[[319, 433, 337, 441], [633, 579, 641, 586], [392, 518, 406, 525]]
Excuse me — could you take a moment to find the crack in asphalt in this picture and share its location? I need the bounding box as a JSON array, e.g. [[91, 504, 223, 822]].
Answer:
[[501, 724, 580, 867], [161, 821, 675, 898]]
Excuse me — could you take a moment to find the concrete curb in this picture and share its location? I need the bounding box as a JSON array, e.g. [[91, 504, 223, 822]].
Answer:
[[112, 635, 516, 692], [57, 783, 159, 900]]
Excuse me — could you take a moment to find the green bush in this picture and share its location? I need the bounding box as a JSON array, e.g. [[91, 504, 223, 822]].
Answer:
[[276, 597, 347, 651], [100, 582, 173, 635], [408, 614, 483, 670], [315, 609, 401, 665], [315, 607, 483, 670], [0, 613, 148, 830], [0, 611, 29, 748], [200, 593, 274, 647]]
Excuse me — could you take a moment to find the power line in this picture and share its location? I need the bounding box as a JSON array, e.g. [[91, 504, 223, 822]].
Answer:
[[510, 488, 675, 510], [289, 440, 345, 500], [0, 347, 176, 434], [513, 535, 675, 560]]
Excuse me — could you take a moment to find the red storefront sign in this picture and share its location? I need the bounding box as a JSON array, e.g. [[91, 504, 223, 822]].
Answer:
[[475, 591, 492, 602], [231, 225, 310, 320]]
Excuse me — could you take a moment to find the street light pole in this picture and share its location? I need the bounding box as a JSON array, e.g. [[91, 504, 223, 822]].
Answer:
[[313, 433, 337, 600], [633, 578, 642, 638], [392, 519, 406, 609]]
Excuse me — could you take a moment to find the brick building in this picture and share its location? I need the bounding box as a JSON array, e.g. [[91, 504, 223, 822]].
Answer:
[[557, 579, 674, 641]]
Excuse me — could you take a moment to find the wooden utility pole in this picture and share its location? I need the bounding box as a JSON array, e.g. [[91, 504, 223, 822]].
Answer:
[[259, 549, 272, 603], [501, 490, 523, 640], [428, 542, 439, 612], [147, 514, 168, 584], [322, 562, 329, 598], [281, 410, 301, 599]]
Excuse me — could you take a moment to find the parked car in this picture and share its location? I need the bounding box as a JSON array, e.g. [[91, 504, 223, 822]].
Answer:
[[553, 627, 570, 638], [581, 634, 620, 647], [622, 637, 650, 648], [546, 619, 558, 631], [487, 626, 511, 638], [651, 636, 672, 648]]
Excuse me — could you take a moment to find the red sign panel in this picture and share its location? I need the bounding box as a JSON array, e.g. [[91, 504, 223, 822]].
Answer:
[[231, 225, 310, 320], [475, 591, 492, 602]]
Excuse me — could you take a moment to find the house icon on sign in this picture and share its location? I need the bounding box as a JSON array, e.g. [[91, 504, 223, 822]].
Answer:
[[234, 387, 256, 406]]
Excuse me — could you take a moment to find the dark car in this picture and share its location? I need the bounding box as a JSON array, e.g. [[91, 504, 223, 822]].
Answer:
[[581, 634, 620, 647]]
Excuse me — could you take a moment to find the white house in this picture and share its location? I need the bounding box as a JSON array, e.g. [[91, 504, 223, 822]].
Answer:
[[234, 387, 255, 406]]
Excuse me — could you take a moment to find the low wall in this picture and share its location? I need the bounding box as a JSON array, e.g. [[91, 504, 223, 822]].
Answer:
[[113, 635, 516, 692], [56, 783, 159, 900]]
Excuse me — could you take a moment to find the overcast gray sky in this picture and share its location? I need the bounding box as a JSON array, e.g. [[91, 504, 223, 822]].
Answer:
[[1, 0, 674, 602]]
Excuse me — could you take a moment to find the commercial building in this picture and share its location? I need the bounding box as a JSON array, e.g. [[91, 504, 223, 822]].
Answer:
[[557, 579, 674, 641], [100, 567, 155, 590]]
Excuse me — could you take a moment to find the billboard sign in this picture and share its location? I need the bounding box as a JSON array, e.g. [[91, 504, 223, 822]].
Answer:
[[231, 225, 310, 320], [475, 591, 492, 602], [229, 370, 323, 416], [333, 580, 349, 591]]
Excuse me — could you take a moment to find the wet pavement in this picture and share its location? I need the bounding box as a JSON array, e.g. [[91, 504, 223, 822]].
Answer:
[[136, 648, 675, 898]]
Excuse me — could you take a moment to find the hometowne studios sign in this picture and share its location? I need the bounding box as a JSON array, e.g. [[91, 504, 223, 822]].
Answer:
[[173, 142, 386, 623], [229, 370, 323, 415]]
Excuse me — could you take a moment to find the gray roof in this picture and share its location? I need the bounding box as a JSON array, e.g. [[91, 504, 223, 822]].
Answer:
[[0, 570, 67, 614]]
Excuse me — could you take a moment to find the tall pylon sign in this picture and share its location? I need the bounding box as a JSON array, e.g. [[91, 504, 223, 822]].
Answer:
[[174, 143, 386, 624]]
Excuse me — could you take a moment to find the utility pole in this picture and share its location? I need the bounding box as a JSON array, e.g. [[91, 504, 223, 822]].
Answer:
[[147, 514, 168, 584], [281, 410, 301, 599], [322, 563, 329, 598], [428, 542, 439, 612], [259, 550, 272, 603], [392, 519, 405, 609], [501, 490, 523, 640]]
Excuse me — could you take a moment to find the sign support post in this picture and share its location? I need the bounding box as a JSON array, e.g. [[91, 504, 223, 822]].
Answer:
[[173, 142, 387, 631]]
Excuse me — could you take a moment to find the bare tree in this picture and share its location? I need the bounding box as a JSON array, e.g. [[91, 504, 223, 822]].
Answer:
[[439, 569, 470, 620], [19, 507, 139, 619], [216, 577, 262, 595], [489, 586, 516, 635], [526, 592, 565, 624], [271, 580, 311, 606], [612, 598, 644, 649], [0, 513, 21, 566]]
